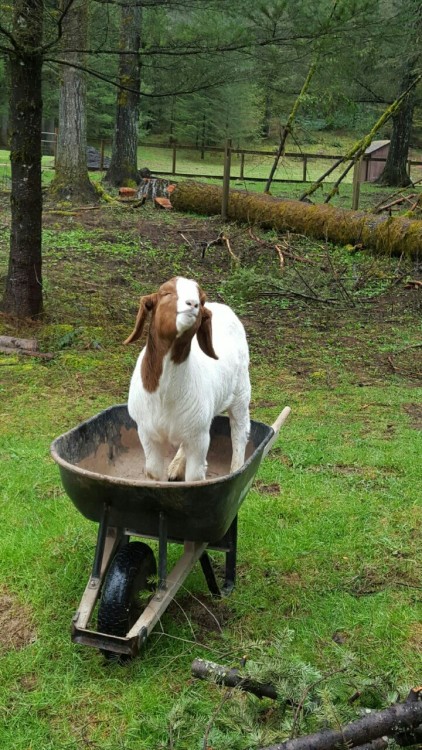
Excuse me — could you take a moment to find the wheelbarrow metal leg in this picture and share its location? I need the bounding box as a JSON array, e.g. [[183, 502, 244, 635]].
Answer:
[[91, 504, 110, 580], [200, 552, 222, 597], [223, 515, 238, 594], [158, 511, 168, 590]]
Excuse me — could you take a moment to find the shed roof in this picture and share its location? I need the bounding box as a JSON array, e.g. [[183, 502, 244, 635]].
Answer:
[[364, 140, 390, 155]]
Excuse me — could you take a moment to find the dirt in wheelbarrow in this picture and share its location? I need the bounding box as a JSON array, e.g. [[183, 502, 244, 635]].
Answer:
[[76, 426, 255, 482]]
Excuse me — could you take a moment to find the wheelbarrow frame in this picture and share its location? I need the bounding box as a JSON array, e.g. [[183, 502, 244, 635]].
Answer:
[[53, 407, 291, 658]]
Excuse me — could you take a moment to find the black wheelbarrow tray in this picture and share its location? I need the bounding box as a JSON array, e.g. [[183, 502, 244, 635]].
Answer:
[[51, 404, 291, 659]]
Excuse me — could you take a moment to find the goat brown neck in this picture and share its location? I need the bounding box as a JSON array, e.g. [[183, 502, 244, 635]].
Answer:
[[141, 326, 196, 393]]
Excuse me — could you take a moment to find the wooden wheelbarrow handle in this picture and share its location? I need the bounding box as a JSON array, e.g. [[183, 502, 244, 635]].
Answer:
[[263, 406, 291, 457]]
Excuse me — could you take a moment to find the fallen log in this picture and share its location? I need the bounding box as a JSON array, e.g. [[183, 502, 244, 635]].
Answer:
[[171, 182, 422, 259]]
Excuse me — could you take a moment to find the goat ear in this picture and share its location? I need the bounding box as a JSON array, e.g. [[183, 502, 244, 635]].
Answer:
[[197, 306, 218, 359], [124, 293, 157, 345]]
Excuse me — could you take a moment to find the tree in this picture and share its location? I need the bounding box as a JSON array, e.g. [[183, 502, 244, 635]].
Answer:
[[1, 0, 44, 318], [105, 0, 142, 187], [376, 60, 419, 187], [375, 1, 422, 187], [51, 0, 97, 201]]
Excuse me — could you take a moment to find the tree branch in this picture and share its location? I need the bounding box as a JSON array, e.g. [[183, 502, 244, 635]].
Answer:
[[257, 690, 422, 750]]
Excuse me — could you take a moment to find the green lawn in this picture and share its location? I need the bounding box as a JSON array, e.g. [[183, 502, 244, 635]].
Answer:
[[0, 198, 421, 750]]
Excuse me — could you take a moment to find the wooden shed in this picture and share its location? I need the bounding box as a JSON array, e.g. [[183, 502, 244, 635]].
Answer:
[[359, 140, 390, 182]]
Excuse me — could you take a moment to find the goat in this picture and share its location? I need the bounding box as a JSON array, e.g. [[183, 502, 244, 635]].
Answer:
[[125, 276, 251, 482]]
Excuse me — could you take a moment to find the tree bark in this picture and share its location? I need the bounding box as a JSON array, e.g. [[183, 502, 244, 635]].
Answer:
[[2, 0, 43, 318], [171, 181, 422, 259], [105, 0, 141, 187], [375, 59, 418, 187], [51, 0, 96, 202]]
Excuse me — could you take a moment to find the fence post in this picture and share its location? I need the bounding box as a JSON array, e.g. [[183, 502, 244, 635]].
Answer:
[[352, 158, 361, 210], [54, 127, 58, 168], [240, 151, 245, 180], [222, 139, 232, 221], [302, 155, 307, 182], [172, 143, 177, 175]]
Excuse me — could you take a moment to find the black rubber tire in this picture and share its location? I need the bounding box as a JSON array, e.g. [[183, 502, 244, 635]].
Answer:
[[97, 541, 156, 654]]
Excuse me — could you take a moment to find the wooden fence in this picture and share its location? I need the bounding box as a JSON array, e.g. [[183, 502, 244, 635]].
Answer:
[[2, 135, 421, 213]]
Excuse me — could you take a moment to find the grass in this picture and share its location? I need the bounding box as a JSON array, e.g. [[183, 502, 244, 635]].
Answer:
[[0, 190, 421, 749]]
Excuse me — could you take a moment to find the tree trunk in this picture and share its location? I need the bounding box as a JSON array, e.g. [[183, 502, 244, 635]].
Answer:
[[51, 0, 96, 202], [2, 0, 44, 318], [171, 181, 422, 259], [375, 59, 418, 187], [105, 0, 141, 187]]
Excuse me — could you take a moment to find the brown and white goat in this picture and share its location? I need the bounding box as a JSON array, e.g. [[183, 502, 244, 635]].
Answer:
[[125, 276, 251, 482]]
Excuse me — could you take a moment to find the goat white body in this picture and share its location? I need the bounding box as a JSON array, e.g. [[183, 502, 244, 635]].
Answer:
[[128, 301, 251, 482]]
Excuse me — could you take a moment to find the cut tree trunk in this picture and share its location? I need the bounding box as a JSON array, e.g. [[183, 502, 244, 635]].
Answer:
[[2, 0, 44, 318], [171, 181, 422, 259], [137, 178, 174, 201]]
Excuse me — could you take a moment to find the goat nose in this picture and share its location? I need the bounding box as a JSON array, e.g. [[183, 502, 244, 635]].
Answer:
[[186, 299, 199, 309]]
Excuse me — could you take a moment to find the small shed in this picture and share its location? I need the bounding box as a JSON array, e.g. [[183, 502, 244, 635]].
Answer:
[[359, 140, 390, 182]]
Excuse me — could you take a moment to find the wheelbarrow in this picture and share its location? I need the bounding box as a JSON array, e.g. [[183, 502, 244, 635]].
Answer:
[[51, 404, 291, 659]]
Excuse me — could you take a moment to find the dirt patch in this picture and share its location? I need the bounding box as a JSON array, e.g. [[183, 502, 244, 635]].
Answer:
[[168, 591, 231, 636], [254, 480, 281, 495], [0, 587, 36, 652], [403, 402, 422, 429], [407, 622, 422, 654]]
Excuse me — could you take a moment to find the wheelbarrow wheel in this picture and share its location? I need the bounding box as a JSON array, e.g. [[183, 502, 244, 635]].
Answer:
[[97, 541, 156, 660]]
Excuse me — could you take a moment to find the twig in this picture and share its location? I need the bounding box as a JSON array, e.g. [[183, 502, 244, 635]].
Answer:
[[371, 177, 422, 213], [290, 668, 348, 739], [202, 687, 235, 750], [405, 279, 422, 288], [202, 231, 224, 259], [374, 194, 416, 214], [179, 232, 196, 250], [248, 228, 319, 266], [387, 355, 398, 372], [394, 342, 422, 353], [324, 245, 356, 307], [274, 245, 285, 269], [223, 234, 241, 267], [262, 289, 337, 305]]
